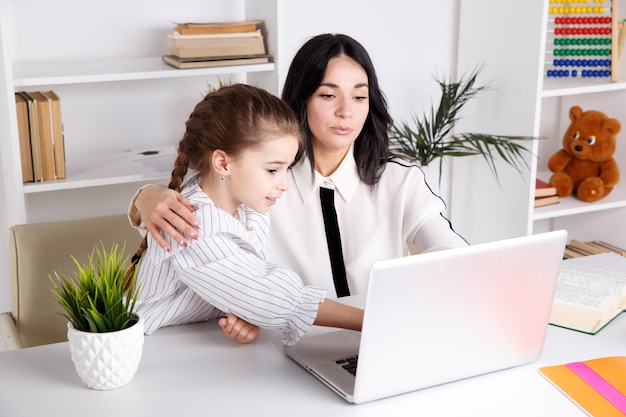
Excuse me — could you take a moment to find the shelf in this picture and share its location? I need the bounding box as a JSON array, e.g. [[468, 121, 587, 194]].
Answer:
[[533, 186, 626, 220], [22, 149, 175, 193], [13, 57, 275, 87], [542, 66, 626, 98]]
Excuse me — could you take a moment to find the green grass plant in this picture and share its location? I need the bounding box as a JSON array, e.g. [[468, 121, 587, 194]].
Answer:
[[50, 242, 141, 333]]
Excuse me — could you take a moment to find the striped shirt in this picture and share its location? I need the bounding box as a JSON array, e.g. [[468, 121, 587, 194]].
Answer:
[[135, 175, 326, 345]]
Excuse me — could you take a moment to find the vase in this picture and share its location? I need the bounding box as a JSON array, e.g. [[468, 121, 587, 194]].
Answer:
[[66, 315, 144, 390]]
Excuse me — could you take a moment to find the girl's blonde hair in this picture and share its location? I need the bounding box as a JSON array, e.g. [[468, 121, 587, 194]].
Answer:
[[125, 83, 301, 286]]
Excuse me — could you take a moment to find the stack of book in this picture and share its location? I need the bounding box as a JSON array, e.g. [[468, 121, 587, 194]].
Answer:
[[14, 91, 66, 182], [534, 178, 559, 207], [161, 20, 270, 69], [563, 239, 626, 259]]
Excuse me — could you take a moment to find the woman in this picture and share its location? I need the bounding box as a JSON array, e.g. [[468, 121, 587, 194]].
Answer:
[[130, 33, 467, 297]]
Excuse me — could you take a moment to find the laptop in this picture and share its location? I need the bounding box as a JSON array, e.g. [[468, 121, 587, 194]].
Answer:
[[283, 230, 568, 404]]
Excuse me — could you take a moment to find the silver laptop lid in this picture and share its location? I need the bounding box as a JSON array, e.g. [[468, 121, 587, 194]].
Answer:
[[353, 230, 567, 403]]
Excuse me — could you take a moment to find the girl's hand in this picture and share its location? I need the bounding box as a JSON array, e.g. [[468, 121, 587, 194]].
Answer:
[[135, 185, 200, 251], [218, 313, 260, 344]]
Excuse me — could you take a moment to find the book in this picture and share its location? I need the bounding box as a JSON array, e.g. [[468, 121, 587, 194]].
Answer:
[[28, 91, 55, 181], [539, 356, 626, 416], [40, 91, 66, 179], [14, 93, 34, 182], [568, 240, 610, 256], [563, 246, 586, 259], [588, 240, 626, 257], [534, 195, 559, 208], [174, 20, 261, 35], [549, 253, 626, 334], [536, 178, 557, 197], [161, 54, 269, 70], [18, 92, 43, 182], [168, 37, 266, 59], [167, 29, 263, 49]]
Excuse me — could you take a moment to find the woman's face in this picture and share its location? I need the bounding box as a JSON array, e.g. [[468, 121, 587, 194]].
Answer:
[[305, 55, 369, 157]]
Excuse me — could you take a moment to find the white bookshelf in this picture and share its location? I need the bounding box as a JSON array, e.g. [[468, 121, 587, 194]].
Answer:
[[0, 0, 283, 313], [453, 0, 626, 251], [13, 57, 274, 195]]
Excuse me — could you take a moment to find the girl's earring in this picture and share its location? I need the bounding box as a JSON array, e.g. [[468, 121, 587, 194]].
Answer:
[[220, 175, 224, 181]]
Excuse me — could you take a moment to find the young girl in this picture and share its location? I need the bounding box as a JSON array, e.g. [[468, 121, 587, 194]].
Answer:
[[128, 84, 363, 345]]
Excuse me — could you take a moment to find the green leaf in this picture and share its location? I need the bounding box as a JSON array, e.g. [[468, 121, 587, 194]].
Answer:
[[49, 242, 143, 333], [389, 65, 537, 185]]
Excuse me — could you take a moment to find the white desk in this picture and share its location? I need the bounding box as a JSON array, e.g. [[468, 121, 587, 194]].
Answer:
[[1, 312, 625, 417]]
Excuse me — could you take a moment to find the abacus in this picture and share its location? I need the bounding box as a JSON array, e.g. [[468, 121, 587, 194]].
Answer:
[[546, 0, 625, 82]]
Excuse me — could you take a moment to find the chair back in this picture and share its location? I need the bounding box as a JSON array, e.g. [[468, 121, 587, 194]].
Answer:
[[9, 214, 142, 348]]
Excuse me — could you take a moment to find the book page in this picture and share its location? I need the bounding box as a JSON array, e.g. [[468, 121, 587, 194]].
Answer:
[[556, 263, 626, 308]]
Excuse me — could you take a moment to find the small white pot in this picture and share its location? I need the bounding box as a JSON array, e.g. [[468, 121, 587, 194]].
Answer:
[[67, 315, 144, 390]]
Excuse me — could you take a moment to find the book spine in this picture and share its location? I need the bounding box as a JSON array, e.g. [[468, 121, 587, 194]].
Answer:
[[569, 239, 610, 255], [163, 55, 269, 69], [19, 92, 43, 182], [41, 91, 66, 179], [30, 92, 55, 181], [534, 195, 559, 207], [14, 93, 34, 183], [175, 20, 260, 35], [590, 240, 626, 257], [563, 246, 585, 258], [168, 42, 266, 58]]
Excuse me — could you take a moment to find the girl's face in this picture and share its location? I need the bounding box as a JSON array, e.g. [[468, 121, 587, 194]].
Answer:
[[226, 134, 299, 214], [305, 55, 370, 157]]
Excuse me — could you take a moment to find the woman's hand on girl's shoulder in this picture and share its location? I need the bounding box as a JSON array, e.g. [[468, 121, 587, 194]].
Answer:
[[136, 185, 200, 251]]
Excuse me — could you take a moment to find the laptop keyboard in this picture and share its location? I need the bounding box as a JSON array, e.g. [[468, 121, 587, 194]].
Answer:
[[336, 355, 359, 376]]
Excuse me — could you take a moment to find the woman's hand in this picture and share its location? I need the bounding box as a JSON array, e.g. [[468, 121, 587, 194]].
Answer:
[[218, 314, 260, 344], [135, 185, 200, 251]]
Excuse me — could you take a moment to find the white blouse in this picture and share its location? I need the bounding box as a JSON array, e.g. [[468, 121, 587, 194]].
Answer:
[[268, 150, 468, 296], [135, 176, 326, 345]]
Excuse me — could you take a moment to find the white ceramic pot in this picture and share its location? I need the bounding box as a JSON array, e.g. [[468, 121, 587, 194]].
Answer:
[[67, 315, 144, 390]]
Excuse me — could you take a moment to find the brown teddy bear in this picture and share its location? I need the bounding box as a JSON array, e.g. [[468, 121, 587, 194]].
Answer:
[[548, 105, 621, 202]]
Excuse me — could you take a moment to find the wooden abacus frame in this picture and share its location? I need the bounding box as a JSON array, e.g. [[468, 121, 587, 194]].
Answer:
[[610, 0, 621, 81], [547, 0, 625, 82]]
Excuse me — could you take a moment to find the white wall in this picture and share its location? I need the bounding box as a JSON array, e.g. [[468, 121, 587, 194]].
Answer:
[[0, 0, 460, 312], [270, 0, 460, 121], [248, 0, 460, 206]]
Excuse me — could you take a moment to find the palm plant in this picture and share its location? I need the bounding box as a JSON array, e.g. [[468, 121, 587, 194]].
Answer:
[[390, 66, 536, 182], [50, 242, 141, 333]]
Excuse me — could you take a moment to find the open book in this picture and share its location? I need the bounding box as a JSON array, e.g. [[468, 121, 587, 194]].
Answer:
[[550, 253, 626, 334]]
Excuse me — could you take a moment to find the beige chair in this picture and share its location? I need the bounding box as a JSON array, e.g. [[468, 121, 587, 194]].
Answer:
[[1, 214, 142, 349]]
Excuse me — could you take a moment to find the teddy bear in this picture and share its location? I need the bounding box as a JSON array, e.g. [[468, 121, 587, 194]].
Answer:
[[547, 105, 621, 203]]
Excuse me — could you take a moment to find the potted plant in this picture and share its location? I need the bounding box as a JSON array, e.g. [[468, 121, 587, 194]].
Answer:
[[390, 66, 536, 184], [50, 242, 144, 390]]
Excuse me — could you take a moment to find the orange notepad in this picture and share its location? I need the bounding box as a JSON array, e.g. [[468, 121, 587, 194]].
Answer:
[[539, 356, 626, 416]]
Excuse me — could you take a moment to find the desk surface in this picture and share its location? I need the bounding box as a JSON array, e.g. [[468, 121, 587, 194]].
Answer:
[[1, 311, 625, 417]]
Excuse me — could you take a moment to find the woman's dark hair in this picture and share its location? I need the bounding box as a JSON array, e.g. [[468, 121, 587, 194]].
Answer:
[[125, 83, 301, 285], [281, 33, 394, 186]]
